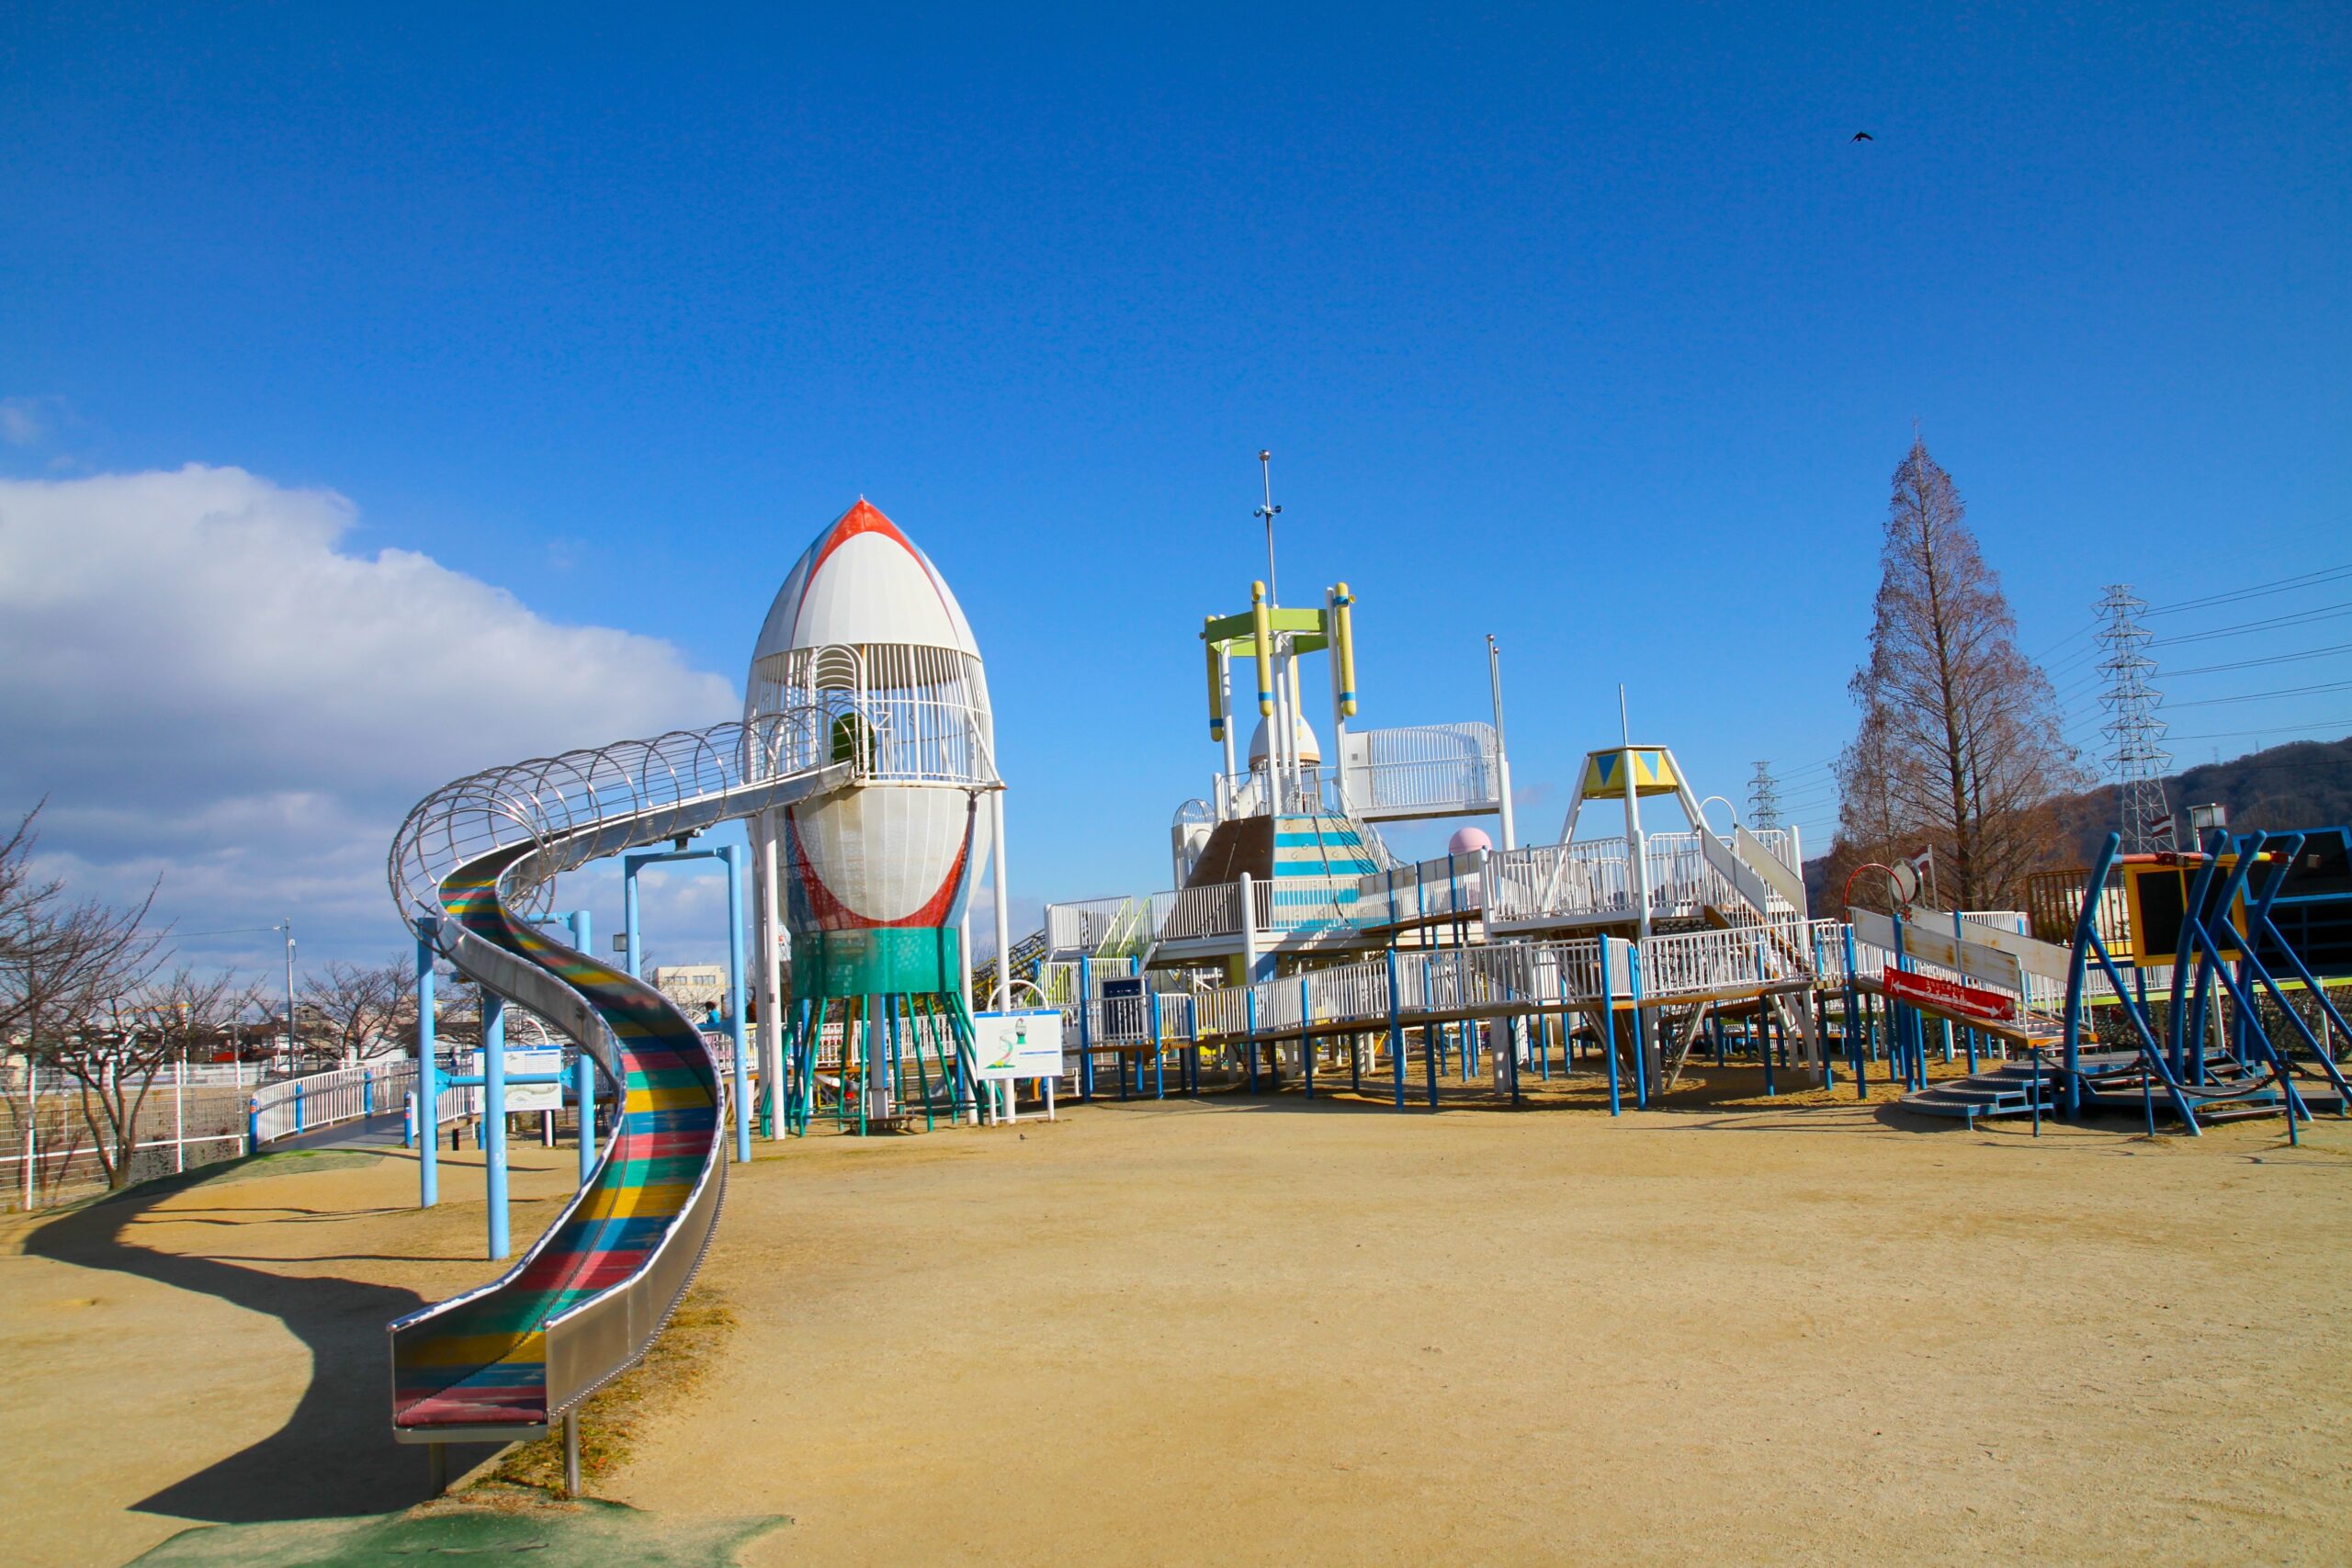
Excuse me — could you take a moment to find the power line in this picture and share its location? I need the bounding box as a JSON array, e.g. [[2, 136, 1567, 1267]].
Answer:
[[2150, 600, 2352, 647], [2144, 561, 2352, 616], [2163, 678, 2352, 710], [2164, 640, 2352, 678], [2165, 717, 2352, 742]]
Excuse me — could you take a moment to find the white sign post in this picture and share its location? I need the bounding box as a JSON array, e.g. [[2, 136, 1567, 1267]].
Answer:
[[972, 1009, 1064, 1124]]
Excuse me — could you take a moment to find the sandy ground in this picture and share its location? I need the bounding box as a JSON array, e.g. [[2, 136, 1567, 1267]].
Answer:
[[6, 1073, 2350, 1565]]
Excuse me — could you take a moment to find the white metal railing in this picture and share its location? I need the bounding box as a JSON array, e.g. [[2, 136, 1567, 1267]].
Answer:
[[1216, 768, 1336, 819], [1487, 829, 1803, 926], [251, 1058, 417, 1144], [1160, 880, 1245, 941], [1357, 854, 1486, 926], [1048, 877, 1367, 955], [1209, 725, 1504, 825], [1340, 723, 1503, 818], [1046, 896, 1142, 954], [1634, 919, 1815, 997]]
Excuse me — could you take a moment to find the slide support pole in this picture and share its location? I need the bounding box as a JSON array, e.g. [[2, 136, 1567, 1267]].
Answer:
[[725, 844, 752, 1164], [484, 993, 508, 1261], [416, 917, 439, 1209]]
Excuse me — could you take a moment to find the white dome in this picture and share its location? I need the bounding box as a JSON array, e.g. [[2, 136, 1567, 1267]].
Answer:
[[1247, 711, 1322, 767], [749, 499, 980, 670]]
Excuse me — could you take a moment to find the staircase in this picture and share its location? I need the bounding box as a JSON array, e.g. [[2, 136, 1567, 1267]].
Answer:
[[1901, 1059, 2061, 1123], [1905, 1048, 2348, 1126]]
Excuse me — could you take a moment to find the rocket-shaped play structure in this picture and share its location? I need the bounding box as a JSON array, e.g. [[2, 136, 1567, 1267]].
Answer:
[[382, 498, 1000, 1488], [742, 500, 1003, 1134]]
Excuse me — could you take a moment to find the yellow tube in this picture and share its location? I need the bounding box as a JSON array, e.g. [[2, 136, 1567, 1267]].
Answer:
[[1250, 581, 1274, 716], [1204, 619, 1225, 739], [1333, 581, 1358, 717]]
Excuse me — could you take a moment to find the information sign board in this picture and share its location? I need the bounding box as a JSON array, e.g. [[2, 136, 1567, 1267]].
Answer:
[[503, 1047, 565, 1113], [1883, 967, 2018, 1024], [972, 1009, 1066, 1080]]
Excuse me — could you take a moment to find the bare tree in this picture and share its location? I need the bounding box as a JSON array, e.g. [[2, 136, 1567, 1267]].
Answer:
[[1833, 438, 2086, 908], [53, 966, 242, 1190], [300, 957, 411, 1063], [0, 803, 67, 1040], [9, 885, 168, 1191]]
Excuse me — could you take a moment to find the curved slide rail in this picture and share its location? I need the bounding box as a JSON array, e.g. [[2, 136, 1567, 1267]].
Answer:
[[385, 716, 867, 1441]]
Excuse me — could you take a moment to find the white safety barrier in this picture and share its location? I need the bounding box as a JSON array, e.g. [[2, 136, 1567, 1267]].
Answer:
[[251, 1058, 418, 1145]]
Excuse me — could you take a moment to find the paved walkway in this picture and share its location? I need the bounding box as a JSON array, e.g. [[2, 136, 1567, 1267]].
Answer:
[[274, 1113, 412, 1153]]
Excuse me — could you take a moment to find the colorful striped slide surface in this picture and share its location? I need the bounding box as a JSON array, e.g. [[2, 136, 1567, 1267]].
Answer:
[[388, 844, 723, 1435]]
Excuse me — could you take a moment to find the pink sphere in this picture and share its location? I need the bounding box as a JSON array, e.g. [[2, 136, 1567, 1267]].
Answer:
[[1448, 827, 1493, 855]]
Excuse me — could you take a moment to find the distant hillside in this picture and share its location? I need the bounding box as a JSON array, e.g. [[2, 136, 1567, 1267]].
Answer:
[[1802, 735, 2352, 904], [2048, 736, 2352, 861]]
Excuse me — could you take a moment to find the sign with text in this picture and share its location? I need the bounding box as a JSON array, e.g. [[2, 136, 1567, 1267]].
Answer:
[[503, 1047, 566, 1113], [1883, 967, 2018, 1024], [972, 1010, 1066, 1080]]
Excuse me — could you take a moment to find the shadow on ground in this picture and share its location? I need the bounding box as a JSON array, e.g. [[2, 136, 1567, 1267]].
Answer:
[[19, 1153, 503, 1526]]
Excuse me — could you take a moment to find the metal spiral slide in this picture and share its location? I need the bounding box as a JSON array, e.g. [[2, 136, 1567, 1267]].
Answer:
[[383, 717, 854, 1444]]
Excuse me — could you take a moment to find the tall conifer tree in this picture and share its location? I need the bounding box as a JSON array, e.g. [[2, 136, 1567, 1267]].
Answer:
[[1832, 439, 2084, 907]]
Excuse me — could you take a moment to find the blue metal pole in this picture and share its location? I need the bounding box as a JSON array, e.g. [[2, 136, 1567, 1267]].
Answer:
[[2062, 835, 2124, 1119], [724, 845, 752, 1163], [1386, 947, 1405, 1109], [1599, 937, 1621, 1115], [565, 910, 597, 1184], [1422, 956, 1440, 1108], [1185, 995, 1200, 1096], [1629, 946, 1648, 1109], [1245, 983, 1260, 1093], [1300, 977, 1314, 1100], [482, 993, 508, 1260], [1149, 989, 1166, 1100], [415, 917, 439, 1208], [1077, 953, 1094, 1101], [623, 857, 643, 979]]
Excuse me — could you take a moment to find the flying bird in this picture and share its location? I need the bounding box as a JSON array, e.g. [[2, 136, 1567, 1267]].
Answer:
[[1851, 130, 1874, 141]]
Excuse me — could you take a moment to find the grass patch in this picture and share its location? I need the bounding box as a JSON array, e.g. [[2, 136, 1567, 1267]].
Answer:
[[489, 1285, 739, 1495]]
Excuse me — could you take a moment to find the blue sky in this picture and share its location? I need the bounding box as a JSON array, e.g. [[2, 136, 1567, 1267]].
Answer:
[[3, 3, 2346, 975]]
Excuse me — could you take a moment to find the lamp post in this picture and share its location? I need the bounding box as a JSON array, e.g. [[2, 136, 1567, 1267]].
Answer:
[[1487, 634, 1516, 852], [281, 918, 297, 1076], [1253, 449, 1283, 607]]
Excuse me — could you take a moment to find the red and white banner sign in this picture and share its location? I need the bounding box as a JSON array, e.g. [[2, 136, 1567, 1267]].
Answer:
[[1883, 966, 2019, 1024]]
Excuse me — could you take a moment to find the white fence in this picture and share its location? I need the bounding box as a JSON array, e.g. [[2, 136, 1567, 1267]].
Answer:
[[251, 1058, 417, 1145], [1487, 830, 1804, 927], [1183, 919, 1848, 1045], [5, 1060, 254, 1211]]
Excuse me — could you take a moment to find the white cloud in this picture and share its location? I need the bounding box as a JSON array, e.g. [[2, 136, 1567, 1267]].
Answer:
[[1, 396, 62, 448], [0, 465, 739, 968]]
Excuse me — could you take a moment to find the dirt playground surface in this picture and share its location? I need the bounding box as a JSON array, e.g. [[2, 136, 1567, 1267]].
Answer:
[[5, 1078, 2350, 1565]]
